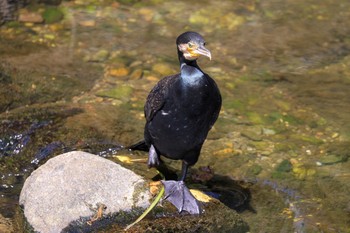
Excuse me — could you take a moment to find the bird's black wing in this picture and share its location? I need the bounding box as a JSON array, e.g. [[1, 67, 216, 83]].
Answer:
[[144, 74, 178, 122]]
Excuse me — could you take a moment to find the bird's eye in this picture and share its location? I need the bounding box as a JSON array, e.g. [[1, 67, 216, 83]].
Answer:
[[188, 42, 193, 48]]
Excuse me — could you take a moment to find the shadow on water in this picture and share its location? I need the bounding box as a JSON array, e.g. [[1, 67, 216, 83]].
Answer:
[[202, 176, 253, 213]]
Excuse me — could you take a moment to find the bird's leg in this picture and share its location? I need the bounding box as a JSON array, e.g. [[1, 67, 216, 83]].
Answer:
[[147, 148, 201, 214], [161, 161, 202, 214], [179, 161, 189, 181], [148, 144, 160, 168]]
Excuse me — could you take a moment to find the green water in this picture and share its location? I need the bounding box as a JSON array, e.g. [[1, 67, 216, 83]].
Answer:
[[1, 0, 350, 232]]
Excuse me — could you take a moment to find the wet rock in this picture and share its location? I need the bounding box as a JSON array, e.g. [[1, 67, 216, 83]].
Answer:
[[129, 199, 249, 233], [0, 214, 13, 233], [19, 151, 151, 233]]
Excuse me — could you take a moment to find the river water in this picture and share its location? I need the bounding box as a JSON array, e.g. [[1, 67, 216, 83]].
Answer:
[[0, 0, 349, 232]]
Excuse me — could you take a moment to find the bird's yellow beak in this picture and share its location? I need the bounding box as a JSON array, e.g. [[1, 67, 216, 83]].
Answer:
[[193, 45, 212, 60]]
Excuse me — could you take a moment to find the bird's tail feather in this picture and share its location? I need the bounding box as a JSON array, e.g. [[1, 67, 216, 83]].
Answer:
[[127, 140, 149, 152]]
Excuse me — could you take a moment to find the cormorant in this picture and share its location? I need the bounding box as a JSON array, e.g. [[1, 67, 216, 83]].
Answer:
[[130, 31, 221, 214]]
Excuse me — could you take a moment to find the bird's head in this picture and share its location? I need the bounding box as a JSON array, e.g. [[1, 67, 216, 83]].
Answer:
[[176, 31, 211, 61]]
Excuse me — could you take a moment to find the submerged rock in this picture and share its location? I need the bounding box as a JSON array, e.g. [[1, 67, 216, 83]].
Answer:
[[19, 151, 151, 233], [42, 7, 63, 24], [318, 154, 347, 165], [96, 85, 133, 100], [241, 128, 262, 141]]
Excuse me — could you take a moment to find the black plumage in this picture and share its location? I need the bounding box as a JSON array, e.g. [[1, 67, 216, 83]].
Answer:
[[131, 31, 221, 214]]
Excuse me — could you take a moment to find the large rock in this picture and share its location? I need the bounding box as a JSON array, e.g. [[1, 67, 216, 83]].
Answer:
[[19, 151, 151, 233]]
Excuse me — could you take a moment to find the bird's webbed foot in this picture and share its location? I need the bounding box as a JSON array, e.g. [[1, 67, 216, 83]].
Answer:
[[148, 144, 160, 168], [161, 180, 202, 214]]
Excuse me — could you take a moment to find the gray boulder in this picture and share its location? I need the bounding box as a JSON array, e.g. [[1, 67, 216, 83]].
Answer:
[[19, 151, 151, 233]]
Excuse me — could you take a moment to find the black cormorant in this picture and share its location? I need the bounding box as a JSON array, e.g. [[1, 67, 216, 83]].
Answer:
[[131, 31, 221, 214]]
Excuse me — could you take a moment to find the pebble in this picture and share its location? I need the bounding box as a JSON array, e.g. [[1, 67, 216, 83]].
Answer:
[[206, 67, 223, 73], [18, 10, 44, 23], [292, 166, 316, 179], [262, 128, 276, 135], [129, 60, 143, 67], [111, 99, 123, 106], [138, 8, 155, 22], [79, 20, 96, 27], [129, 68, 143, 80], [108, 67, 130, 77], [331, 132, 339, 138], [84, 50, 110, 62], [213, 148, 234, 156], [146, 75, 160, 82], [241, 129, 262, 141], [43, 34, 55, 40], [152, 63, 174, 76]]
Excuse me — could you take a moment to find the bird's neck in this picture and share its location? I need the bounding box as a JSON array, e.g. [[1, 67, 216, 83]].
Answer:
[[179, 57, 204, 86]]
